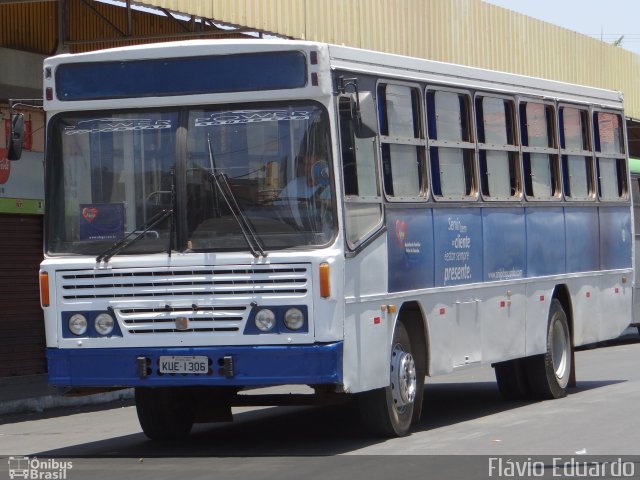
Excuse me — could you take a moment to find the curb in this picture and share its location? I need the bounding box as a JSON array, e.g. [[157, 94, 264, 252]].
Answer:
[[0, 389, 134, 416], [0, 374, 134, 416]]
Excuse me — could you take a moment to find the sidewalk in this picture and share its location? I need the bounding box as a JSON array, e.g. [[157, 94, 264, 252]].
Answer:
[[0, 374, 132, 416]]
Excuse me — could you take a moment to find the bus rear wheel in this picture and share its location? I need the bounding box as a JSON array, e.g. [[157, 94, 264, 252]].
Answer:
[[358, 322, 422, 437], [135, 387, 194, 441], [526, 299, 572, 399]]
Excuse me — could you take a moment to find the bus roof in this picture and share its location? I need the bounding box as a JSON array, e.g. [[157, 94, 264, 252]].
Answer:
[[45, 39, 625, 109]]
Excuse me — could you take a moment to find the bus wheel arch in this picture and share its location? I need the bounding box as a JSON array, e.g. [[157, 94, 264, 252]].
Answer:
[[357, 301, 428, 437], [552, 285, 574, 344], [396, 301, 428, 423]]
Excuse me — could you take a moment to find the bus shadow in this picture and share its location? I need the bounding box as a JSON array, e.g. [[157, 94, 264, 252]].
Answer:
[[412, 378, 625, 433], [30, 378, 624, 457]]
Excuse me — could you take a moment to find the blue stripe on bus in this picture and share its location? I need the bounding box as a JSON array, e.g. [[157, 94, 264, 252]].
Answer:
[[387, 206, 630, 291], [386, 209, 435, 292], [526, 208, 566, 276], [433, 209, 483, 287], [482, 208, 526, 282], [47, 343, 342, 387]]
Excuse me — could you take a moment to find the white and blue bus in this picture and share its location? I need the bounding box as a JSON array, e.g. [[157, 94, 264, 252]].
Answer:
[[629, 157, 640, 333], [18, 40, 632, 438]]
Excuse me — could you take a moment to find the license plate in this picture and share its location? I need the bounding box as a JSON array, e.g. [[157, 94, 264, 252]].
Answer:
[[158, 356, 209, 374]]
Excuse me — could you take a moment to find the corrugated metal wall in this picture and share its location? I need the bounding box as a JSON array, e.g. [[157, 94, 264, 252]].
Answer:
[[0, 0, 245, 56], [0, 2, 58, 55], [137, 0, 640, 119], [66, 0, 246, 53], [0, 214, 46, 377]]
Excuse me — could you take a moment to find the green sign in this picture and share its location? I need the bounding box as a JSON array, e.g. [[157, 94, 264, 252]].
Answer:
[[0, 197, 44, 214]]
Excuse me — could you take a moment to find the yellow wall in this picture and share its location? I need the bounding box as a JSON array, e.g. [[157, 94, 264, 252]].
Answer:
[[137, 0, 640, 119]]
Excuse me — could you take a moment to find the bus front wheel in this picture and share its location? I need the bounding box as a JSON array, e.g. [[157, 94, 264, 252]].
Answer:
[[358, 322, 422, 437], [135, 387, 194, 441]]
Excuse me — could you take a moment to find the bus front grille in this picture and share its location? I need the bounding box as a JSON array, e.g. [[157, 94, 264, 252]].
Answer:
[[119, 306, 246, 334], [57, 265, 310, 301]]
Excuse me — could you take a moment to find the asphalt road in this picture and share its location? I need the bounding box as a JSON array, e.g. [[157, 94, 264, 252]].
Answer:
[[1, 333, 639, 479]]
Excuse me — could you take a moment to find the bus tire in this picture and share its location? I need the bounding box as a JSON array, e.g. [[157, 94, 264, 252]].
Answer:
[[494, 358, 529, 401], [358, 322, 420, 437], [526, 299, 572, 399], [135, 387, 194, 441]]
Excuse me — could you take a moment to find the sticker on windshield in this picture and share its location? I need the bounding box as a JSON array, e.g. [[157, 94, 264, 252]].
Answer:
[[79, 203, 124, 241], [64, 118, 173, 135], [195, 110, 311, 126]]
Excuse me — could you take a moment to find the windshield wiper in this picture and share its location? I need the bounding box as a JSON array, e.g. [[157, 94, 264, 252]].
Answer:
[[207, 135, 266, 258], [96, 169, 176, 264], [95, 208, 173, 264]]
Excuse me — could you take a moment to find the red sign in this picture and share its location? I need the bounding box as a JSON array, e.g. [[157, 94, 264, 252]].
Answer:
[[0, 158, 9, 184], [0, 119, 10, 184], [82, 207, 98, 223], [24, 119, 32, 151]]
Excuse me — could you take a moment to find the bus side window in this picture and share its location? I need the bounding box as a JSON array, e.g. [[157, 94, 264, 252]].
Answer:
[[426, 89, 477, 199], [560, 106, 595, 200], [378, 83, 427, 199], [339, 97, 383, 249], [520, 101, 560, 199], [476, 95, 520, 200], [594, 111, 627, 200]]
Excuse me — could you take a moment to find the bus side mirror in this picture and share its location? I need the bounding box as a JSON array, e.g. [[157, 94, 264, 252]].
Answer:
[[351, 92, 378, 139], [7, 113, 24, 161]]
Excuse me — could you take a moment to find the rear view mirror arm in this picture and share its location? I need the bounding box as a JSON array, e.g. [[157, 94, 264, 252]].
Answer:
[[6, 99, 43, 161]]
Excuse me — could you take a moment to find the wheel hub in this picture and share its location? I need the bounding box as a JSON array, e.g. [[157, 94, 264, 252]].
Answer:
[[551, 319, 569, 381], [390, 344, 417, 409]]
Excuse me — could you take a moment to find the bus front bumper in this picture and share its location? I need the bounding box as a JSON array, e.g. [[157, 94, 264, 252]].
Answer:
[[47, 343, 343, 387]]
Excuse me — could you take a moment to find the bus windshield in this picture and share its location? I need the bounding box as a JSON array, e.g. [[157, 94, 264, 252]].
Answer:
[[46, 103, 336, 256]]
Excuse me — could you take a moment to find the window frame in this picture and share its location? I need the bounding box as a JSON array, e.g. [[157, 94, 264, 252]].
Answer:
[[376, 80, 428, 202], [592, 108, 628, 202], [474, 92, 522, 201], [558, 103, 596, 201], [425, 85, 478, 202], [519, 98, 562, 201], [337, 94, 385, 251]]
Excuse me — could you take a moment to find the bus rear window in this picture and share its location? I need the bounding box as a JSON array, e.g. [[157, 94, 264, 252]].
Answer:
[[55, 51, 307, 101]]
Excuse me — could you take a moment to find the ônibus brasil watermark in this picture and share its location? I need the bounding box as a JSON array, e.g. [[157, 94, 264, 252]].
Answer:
[[489, 457, 635, 478], [8, 457, 73, 479]]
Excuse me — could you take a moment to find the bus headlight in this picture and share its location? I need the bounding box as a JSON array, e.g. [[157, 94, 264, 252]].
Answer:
[[284, 308, 305, 330], [68, 314, 88, 336], [255, 309, 276, 332], [94, 313, 115, 336]]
